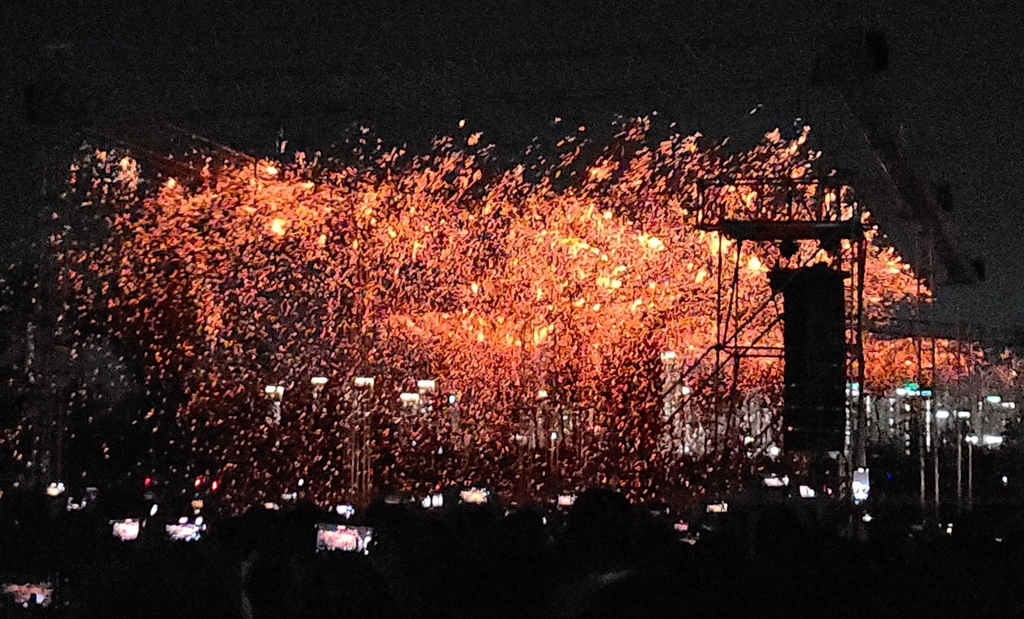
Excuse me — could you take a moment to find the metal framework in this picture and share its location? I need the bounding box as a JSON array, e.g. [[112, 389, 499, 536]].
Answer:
[[664, 176, 868, 483]]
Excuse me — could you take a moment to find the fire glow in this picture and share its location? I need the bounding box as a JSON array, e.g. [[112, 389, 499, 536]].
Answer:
[[57, 120, 972, 507]]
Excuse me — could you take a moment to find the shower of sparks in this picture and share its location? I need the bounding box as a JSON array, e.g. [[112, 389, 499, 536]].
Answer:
[[44, 119, 983, 507]]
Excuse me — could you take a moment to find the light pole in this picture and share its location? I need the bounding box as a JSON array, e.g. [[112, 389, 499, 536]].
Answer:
[[399, 392, 421, 410], [417, 379, 437, 398], [352, 377, 374, 501], [417, 380, 437, 442], [660, 351, 678, 458], [311, 376, 328, 417], [264, 384, 285, 424], [417, 379, 437, 477], [955, 409, 970, 515], [966, 433, 978, 510], [537, 389, 558, 474]]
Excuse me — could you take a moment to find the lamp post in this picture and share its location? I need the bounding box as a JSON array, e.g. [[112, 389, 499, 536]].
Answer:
[[955, 409, 970, 514], [417, 379, 437, 477], [661, 351, 678, 458], [399, 392, 421, 410], [416, 380, 436, 441], [537, 389, 557, 474], [352, 377, 375, 501], [264, 384, 285, 424], [417, 379, 437, 397], [966, 433, 978, 511], [311, 376, 328, 420], [535, 389, 548, 450]]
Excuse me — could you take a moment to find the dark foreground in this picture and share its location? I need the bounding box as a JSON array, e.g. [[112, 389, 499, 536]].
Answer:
[[3, 489, 1024, 618]]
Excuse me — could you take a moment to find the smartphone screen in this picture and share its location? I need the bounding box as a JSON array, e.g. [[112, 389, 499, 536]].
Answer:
[[316, 524, 373, 554]]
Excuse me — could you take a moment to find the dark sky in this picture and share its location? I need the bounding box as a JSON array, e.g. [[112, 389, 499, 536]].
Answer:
[[2, 0, 1021, 335]]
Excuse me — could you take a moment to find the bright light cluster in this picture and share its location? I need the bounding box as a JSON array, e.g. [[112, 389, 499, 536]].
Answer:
[[54, 120, 974, 507]]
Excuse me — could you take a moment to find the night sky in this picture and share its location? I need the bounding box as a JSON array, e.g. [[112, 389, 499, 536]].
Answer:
[[2, 0, 1021, 335]]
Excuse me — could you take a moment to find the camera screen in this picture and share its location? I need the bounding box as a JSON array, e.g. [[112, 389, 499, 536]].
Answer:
[[2, 583, 53, 607], [111, 519, 141, 541], [166, 517, 206, 541], [316, 524, 373, 554], [459, 488, 489, 504]]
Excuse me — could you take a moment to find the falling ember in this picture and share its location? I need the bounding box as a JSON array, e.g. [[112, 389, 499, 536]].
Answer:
[[56, 119, 970, 509]]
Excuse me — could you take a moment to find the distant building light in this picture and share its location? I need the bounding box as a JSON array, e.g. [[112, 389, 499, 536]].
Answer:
[[799, 485, 816, 499], [353, 376, 375, 389], [957, 411, 971, 419], [311, 376, 328, 386], [935, 410, 951, 420]]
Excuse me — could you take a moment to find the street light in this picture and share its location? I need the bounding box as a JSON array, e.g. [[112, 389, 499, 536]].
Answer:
[[966, 434, 979, 510], [983, 435, 1004, 447], [264, 384, 285, 424], [400, 392, 421, 407], [416, 379, 437, 395], [311, 377, 328, 404], [350, 376, 375, 503]]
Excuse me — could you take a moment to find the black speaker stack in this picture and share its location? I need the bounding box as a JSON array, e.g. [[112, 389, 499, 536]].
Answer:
[[770, 264, 848, 452]]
